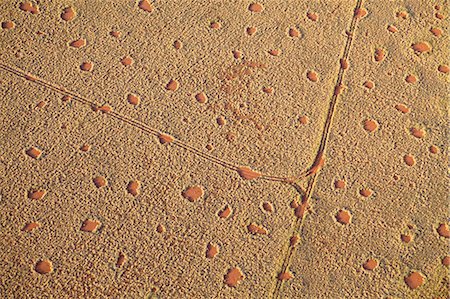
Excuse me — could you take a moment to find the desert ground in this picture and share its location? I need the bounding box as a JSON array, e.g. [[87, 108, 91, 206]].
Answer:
[[0, 0, 448, 298]]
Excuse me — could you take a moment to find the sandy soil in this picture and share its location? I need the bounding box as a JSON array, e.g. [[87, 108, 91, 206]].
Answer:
[[0, 1, 448, 298]]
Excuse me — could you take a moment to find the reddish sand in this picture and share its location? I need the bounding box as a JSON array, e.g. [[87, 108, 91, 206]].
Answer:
[[0, 1, 447, 298]]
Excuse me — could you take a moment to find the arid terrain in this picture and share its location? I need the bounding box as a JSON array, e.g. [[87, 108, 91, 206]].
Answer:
[[0, 1, 448, 298]]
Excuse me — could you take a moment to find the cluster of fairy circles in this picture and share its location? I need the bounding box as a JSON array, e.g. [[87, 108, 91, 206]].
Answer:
[[7, 0, 448, 295], [23, 142, 277, 286]]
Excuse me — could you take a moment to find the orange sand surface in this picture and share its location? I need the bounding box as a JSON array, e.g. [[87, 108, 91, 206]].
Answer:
[[0, 1, 448, 298]]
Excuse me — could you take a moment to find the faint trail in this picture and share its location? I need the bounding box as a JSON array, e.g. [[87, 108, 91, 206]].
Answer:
[[0, 62, 299, 183], [272, 1, 364, 298]]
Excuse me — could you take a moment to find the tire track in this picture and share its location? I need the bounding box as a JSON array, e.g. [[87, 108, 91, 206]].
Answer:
[[272, 1, 365, 298], [0, 62, 306, 183]]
